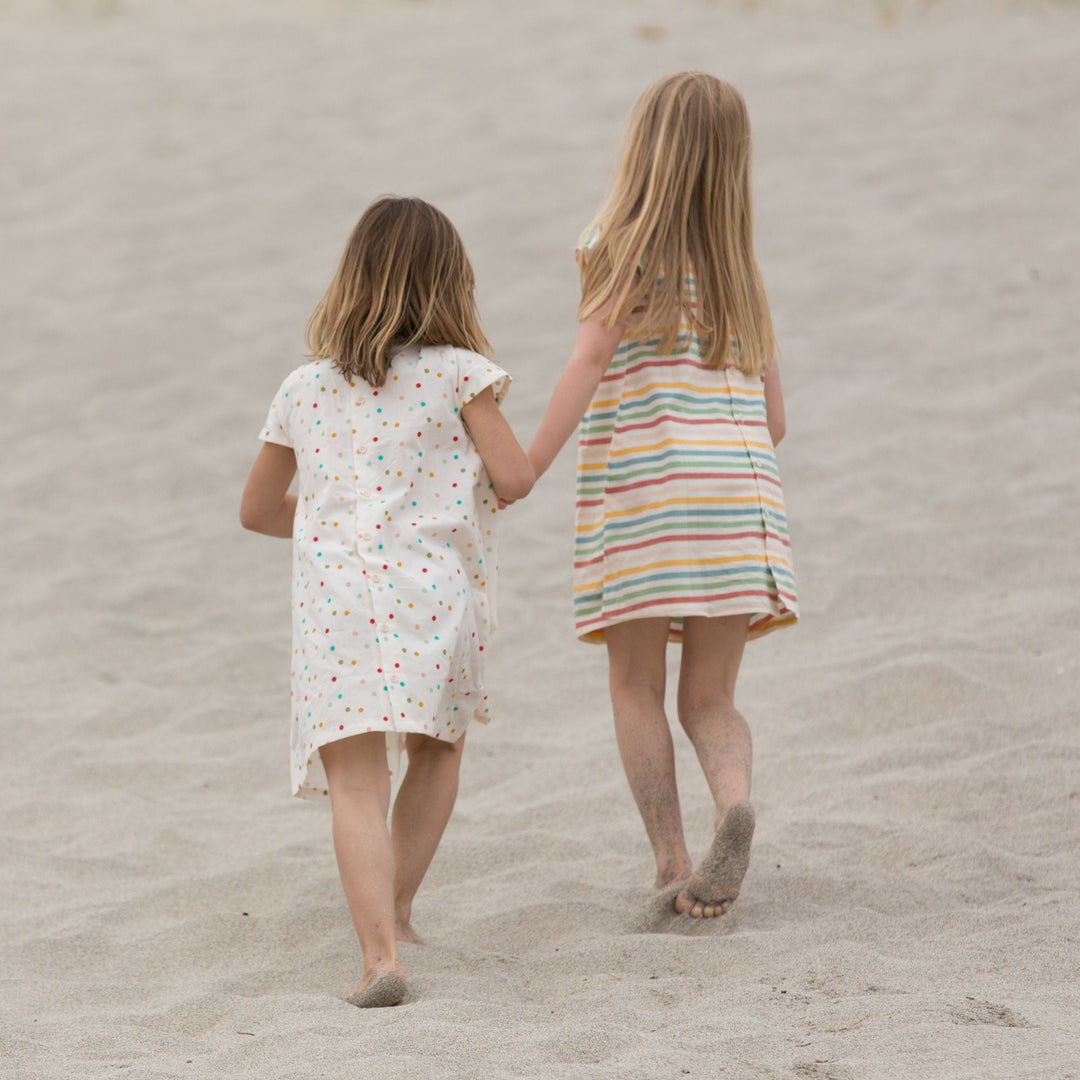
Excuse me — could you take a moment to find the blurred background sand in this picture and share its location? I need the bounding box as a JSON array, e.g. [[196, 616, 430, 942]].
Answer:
[[2, 1, 1078, 1077]]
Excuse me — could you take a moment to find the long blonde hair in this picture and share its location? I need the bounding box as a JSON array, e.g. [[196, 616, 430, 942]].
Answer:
[[579, 72, 775, 374], [307, 196, 491, 386]]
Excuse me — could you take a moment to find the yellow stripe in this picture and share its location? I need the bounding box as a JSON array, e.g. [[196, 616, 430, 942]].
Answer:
[[574, 494, 788, 531], [617, 380, 764, 403], [588, 379, 763, 413], [572, 554, 795, 593], [606, 438, 775, 459], [578, 440, 773, 471]]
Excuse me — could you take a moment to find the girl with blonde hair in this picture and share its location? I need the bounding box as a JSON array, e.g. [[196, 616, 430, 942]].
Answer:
[[527, 73, 798, 918], [242, 196, 533, 1006]]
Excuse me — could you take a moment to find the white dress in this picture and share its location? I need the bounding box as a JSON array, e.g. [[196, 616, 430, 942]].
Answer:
[[259, 345, 509, 799]]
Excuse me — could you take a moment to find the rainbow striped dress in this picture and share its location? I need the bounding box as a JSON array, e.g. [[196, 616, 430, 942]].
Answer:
[[573, 300, 799, 644]]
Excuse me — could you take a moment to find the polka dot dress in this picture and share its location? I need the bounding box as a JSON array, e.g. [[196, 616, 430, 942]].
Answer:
[[259, 345, 510, 799]]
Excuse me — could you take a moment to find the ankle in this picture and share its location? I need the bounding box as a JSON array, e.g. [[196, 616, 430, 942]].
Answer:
[[655, 857, 692, 889]]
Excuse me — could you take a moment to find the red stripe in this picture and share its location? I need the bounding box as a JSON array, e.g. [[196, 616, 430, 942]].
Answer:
[[604, 356, 763, 384], [613, 414, 768, 436], [573, 531, 784, 568], [602, 471, 782, 496], [573, 528, 793, 554], [600, 357, 718, 384]]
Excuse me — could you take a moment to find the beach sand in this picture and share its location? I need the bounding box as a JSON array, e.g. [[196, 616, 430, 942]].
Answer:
[[2, 1, 1078, 1077]]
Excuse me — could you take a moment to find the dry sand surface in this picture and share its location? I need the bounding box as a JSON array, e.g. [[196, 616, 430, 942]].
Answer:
[[2, 0, 1079, 1077]]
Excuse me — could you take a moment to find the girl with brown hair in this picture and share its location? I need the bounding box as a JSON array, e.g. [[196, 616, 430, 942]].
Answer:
[[242, 196, 532, 1006]]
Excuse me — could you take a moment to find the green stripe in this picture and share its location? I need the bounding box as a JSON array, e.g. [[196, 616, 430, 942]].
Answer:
[[576, 462, 779, 490], [573, 573, 780, 616]]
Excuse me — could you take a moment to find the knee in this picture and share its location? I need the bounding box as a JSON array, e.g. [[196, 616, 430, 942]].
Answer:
[[677, 687, 733, 732], [326, 772, 391, 812], [405, 734, 465, 768], [609, 664, 666, 709]]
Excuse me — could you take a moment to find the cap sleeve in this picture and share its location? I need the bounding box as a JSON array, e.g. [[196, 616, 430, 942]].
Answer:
[[258, 369, 300, 447], [453, 348, 510, 409], [575, 224, 600, 271]]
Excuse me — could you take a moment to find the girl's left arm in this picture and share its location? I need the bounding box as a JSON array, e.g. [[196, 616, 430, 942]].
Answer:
[[240, 443, 298, 537], [763, 354, 787, 447], [460, 389, 536, 503], [527, 308, 624, 480]]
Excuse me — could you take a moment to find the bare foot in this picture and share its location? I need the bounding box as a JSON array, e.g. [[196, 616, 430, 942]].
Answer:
[[396, 920, 423, 945], [674, 801, 755, 918], [346, 964, 407, 1009]]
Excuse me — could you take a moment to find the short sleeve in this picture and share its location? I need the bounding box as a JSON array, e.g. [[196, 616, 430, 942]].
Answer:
[[453, 348, 510, 410], [575, 224, 600, 270], [258, 371, 298, 447]]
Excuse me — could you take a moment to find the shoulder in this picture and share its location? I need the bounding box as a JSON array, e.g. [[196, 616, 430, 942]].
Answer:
[[575, 224, 601, 264], [444, 346, 510, 404], [274, 359, 334, 396]]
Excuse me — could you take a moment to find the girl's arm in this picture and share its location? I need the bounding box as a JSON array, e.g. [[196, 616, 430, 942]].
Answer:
[[460, 388, 535, 502], [763, 354, 787, 447], [240, 443, 298, 537], [528, 309, 624, 480]]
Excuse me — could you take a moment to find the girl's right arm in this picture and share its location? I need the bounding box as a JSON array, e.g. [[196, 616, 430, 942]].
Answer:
[[528, 308, 624, 480], [240, 443, 298, 537]]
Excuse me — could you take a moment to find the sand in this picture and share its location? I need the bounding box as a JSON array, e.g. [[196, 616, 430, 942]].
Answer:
[[2, 0, 1079, 1077]]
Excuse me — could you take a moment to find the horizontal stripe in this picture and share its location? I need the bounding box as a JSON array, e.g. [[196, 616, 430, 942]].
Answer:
[[574, 566, 798, 604], [602, 436, 776, 460], [600, 356, 759, 383], [611, 415, 766, 438], [575, 507, 790, 541], [575, 589, 783, 628], [616, 380, 763, 405], [575, 524, 793, 559], [572, 293, 796, 641], [588, 472, 784, 498], [599, 446, 778, 468], [582, 494, 788, 525], [574, 556, 784, 594], [574, 551, 794, 585], [591, 400, 765, 426], [574, 530, 792, 568], [587, 451, 781, 477]]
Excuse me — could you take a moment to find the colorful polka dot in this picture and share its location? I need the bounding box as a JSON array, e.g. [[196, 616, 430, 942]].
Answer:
[[258, 345, 508, 800]]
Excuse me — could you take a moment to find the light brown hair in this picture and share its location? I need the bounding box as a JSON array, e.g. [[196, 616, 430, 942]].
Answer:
[[579, 72, 775, 374], [306, 196, 491, 386]]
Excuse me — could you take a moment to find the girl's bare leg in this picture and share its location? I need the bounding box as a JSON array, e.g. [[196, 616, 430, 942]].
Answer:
[[319, 733, 405, 1006], [605, 618, 693, 888], [391, 733, 466, 941], [674, 614, 754, 917]]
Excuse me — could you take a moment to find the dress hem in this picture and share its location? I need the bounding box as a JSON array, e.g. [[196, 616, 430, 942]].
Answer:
[[575, 602, 798, 645]]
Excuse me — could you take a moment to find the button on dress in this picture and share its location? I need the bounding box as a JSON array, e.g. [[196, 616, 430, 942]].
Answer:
[[260, 346, 509, 799]]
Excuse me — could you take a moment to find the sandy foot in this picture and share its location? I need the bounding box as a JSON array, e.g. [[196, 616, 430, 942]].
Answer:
[[396, 921, 423, 945], [674, 801, 755, 918], [346, 967, 407, 1009]]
